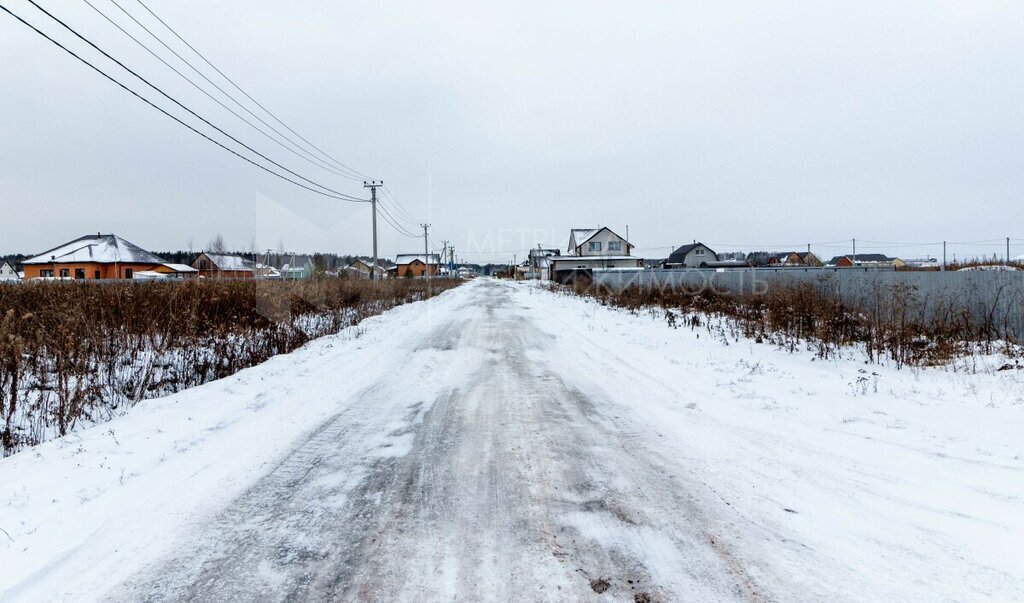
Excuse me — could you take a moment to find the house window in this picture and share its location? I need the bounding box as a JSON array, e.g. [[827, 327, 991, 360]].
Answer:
[[608, 241, 622, 252], [94, 270, 101, 279], [695, 248, 705, 256], [59, 268, 69, 278], [75, 268, 85, 279], [40, 269, 53, 278], [589, 241, 602, 252], [124, 268, 133, 279]]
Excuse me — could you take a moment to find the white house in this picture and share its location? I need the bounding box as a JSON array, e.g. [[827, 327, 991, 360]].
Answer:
[[0, 260, 19, 281], [567, 227, 634, 256], [665, 242, 719, 268], [549, 227, 642, 280]]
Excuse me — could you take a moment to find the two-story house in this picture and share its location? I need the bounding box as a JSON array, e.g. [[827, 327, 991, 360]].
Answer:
[[549, 227, 642, 281]]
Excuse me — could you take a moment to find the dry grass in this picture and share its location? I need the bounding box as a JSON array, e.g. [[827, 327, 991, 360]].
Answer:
[[562, 280, 1019, 369], [0, 278, 460, 455]]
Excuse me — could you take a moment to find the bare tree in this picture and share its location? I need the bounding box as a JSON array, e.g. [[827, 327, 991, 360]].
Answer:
[[208, 234, 227, 254]]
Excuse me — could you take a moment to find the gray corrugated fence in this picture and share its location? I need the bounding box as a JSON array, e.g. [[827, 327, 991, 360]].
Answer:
[[592, 268, 1024, 341]]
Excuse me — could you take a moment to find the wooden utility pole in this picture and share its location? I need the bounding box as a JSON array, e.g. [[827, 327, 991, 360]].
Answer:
[[363, 181, 383, 279]]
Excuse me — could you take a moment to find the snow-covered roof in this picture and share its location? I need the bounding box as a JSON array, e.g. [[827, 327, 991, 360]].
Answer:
[[348, 259, 389, 271], [133, 271, 168, 280], [396, 254, 440, 265], [568, 227, 633, 254], [23, 234, 165, 265], [160, 263, 198, 273], [200, 253, 256, 272], [570, 228, 599, 245]]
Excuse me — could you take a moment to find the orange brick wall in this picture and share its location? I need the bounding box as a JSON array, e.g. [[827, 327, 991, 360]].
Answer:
[[395, 261, 438, 278], [22, 262, 159, 280]]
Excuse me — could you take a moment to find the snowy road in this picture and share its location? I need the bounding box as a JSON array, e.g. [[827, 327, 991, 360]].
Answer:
[[3, 279, 1023, 601], [106, 279, 757, 601]]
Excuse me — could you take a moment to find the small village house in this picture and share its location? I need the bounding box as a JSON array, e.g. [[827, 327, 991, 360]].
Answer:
[[151, 263, 199, 278], [767, 251, 822, 267], [21, 233, 165, 280], [827, 254, 905, 268], [394, 253, 440, 277], [664, 242, 719, 268], [527, 247, 560, 280], [192, 252, 259, 278], [345, 258, 389, 279], [0, 260, 19, 281], [274, 254, 314, 280]]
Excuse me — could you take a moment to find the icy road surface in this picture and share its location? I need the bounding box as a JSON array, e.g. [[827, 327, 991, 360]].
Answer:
[[2, 278, 1023, 601]]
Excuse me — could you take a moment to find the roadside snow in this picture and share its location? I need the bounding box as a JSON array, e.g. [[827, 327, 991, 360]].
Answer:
[[1, 279, 1022, 601], [0, 286, 463, 601], [524, 283, 1024, 601]]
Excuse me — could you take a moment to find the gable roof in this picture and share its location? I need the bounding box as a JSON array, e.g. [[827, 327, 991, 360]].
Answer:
[[828, 253, 892, 264], [568, 227, 632, 253], [667, 242, 716, 263], [396, 253, 440, 265], [269, 254, 313, 270], [197, 253, 257, 272], [569, 228, 599, 250], [348, 258, 386, 269], [22, 234, 165, 265], [160, 263, 198, 273]]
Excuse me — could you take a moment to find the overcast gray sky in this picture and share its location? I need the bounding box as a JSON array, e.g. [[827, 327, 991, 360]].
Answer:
[[2, 0, 1022, 262]]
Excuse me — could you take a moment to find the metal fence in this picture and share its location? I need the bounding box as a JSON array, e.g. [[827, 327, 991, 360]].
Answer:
[[592, 267, 1024, 341]]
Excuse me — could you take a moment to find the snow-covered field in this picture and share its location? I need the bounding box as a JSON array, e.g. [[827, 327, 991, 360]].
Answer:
[[1, 278, 1022, 601]]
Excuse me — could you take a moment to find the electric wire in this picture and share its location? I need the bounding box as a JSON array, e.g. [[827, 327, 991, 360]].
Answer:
[[82, 0, 366, 182], [0, 3, 366, 203], [132, 0, 368, 180], [377, 203, 420, 238], [22, 0, 366, 201]]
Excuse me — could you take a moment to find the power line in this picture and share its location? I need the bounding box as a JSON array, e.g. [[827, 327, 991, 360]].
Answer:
[[23, 0, 366, 201], [0, 2, 366, 203], [377, 203, 420, 238], [378, 196, 420, 230], [82, 0, 364, 182], [132, 0, 368, 180], [381, 185, 423, 224]]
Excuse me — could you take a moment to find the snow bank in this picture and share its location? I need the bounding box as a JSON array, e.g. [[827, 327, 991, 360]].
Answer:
[[523, 283, 1024, 601]]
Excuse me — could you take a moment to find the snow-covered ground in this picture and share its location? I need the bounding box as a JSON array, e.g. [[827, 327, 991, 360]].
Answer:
[[1, 279, 1022, 601]]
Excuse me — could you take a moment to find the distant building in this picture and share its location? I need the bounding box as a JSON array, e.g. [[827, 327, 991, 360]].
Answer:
[[827, 254, 905, 268], [192, 253, 258, 278], [394, 254, 440, 277], [0, 260, 19, 281], [767, 251, 822, 267], [345, 258, 389, 279], [274, 254, 314, 280], [21, 233, 165, 280], [152, 263, 199, 278], [665, 242, 718, 268], [527, 247, 560, 280]]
